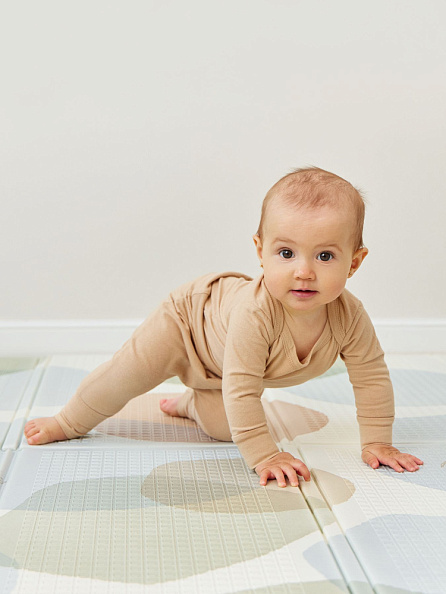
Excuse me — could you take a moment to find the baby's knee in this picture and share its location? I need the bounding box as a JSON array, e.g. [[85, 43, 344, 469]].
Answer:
[[202, 423, 232, 442], [194, 400, 232, 442], [178, 387, 232, 442]]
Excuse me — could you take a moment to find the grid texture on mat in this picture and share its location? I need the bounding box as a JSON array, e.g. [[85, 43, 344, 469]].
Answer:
[[95, 392, 217, 443], [1, 354, 446, 593], [19, 355, 217, 448], [299, 444, 446, 594], [264, 366, 446, 445], [0, 447, 349, 594], [0, 451, 11, 495], [0, 359, 40, 448], [23, 392, 218, 449]]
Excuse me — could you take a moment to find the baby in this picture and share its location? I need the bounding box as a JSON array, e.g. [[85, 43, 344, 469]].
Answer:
[[24, 167, 423, 487]]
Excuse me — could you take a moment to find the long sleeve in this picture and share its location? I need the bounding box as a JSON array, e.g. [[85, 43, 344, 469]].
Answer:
[[222, 304, 281, 469], [340, 303, 395, 449]]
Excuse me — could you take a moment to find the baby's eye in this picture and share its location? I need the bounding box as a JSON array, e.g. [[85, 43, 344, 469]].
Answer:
[[317, 252, 334, 262], [279, 249, 294, 259]]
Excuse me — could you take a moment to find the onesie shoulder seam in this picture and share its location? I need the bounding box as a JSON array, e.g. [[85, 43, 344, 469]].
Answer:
[[339, 294, 366, 350], [331, 289, 363, 347]]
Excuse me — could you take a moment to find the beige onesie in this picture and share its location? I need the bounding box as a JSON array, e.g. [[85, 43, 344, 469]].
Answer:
[[55, 272, 395, 469]]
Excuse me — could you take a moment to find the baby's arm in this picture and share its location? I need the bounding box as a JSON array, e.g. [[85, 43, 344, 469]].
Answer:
[[341, 301, 423, 472], [222, 304, 310, 486]]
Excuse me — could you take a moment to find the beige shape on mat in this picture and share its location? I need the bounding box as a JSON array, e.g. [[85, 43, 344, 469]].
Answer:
[[0, 465, 332, 584], [142, 459, 310, 513], [95, 392, 215, 442], [263, 399, 329, 442], [310, 468, 356, 505]]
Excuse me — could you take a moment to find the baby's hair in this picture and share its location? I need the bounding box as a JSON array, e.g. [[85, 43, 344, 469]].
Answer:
[[256, 166, 366, 252]]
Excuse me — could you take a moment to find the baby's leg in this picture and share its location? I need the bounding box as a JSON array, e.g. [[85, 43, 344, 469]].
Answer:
[[25, 300, 196, 445], [161, 388, 232, 442]]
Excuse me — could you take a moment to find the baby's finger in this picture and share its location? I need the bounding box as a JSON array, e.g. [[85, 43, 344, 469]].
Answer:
[[280, 464, 300, 487], [290, 459, 311, 481], [396, 455, 421, 472], [362, 450, 380, 469], [272, 467, 287, 488], [382, 456, 405, 473], [259, 469, 273, 487]]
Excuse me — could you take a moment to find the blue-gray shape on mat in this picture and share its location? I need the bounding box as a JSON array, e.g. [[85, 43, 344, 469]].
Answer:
[[393, 415, 446, 443], [375, 458, 446, 491], [33, 367, 89, 405], [345, 515, 446, 592], [285, 369, 446, 406]]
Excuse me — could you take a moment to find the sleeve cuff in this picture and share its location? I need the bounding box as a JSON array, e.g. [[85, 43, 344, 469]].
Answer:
[[358, 415, 394, 450], [55, 395, 109, 439], [232, 425, 281, 469]]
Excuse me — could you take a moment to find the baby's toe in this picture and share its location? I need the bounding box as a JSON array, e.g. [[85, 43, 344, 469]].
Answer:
[[24, 421, 37, 436], [26, 428, 40, 439], [26, 428, 42, 444]]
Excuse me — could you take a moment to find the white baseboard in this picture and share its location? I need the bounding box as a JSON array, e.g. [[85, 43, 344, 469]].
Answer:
[[0, 320, 141, 356], [0, 319, 445, 356], [373, 319, 446, 354]]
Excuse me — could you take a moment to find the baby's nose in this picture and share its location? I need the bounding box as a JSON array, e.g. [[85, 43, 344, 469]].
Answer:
[[294, 260, 315, 279]]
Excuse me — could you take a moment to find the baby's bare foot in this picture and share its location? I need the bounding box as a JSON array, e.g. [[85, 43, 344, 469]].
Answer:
[[24, 417, 68, 445], [159, 396, 182, 417]]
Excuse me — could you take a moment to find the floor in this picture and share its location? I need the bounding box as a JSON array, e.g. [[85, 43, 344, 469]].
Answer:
[[0, 353, 445, 593]]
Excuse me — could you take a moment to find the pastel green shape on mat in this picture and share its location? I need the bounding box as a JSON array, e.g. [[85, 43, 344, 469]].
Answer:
[[0, 358, 39, 376], [0, 460, 353, 584], [234, 584, 424, 594], [233, 582, 348, 593]]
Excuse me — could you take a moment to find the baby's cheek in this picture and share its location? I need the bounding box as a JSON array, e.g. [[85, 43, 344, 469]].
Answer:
[[328, 277, 349, 298], [262, 274, 282, 296]]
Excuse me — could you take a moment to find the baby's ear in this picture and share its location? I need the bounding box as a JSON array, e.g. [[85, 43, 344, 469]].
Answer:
[[252, 234, 263, 263], [349, 247, 368, 277]]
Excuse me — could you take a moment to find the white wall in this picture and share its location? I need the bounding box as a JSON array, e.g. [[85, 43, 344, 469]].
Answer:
[[2, 0, 446, 321]]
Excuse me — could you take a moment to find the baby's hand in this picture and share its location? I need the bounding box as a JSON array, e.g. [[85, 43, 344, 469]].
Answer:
[[362, 445, 424, 473], [255, 452, 311, 487]]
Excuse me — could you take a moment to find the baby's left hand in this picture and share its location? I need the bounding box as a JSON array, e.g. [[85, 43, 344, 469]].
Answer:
[[362, 445, 424, 473]]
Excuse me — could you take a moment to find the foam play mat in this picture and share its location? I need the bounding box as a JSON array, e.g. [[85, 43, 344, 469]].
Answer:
[[0, 353, 445, 593]]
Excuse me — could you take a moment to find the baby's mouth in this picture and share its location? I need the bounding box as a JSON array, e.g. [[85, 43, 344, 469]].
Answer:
[[291, 289, 318, 297]]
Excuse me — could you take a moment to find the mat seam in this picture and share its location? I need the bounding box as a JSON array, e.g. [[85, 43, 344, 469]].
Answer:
[[283, 443, 376, 594], [3, 357, 50, 452]]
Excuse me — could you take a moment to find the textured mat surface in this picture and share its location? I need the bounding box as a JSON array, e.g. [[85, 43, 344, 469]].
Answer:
[[0, 358, 39, 448], [18, 355, 214, 449], [0, 353, 445, 593], [299, 444, 446, 594], [0, 447, 347, 594], [23, 392, 218, 449], [264, 364, 446, 446]]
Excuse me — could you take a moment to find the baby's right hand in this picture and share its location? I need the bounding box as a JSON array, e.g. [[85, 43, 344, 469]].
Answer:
[[255, 452, 311, 487]]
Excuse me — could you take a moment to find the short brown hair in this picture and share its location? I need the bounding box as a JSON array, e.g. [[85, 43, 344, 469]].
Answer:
[[256, 166, 366, 252]]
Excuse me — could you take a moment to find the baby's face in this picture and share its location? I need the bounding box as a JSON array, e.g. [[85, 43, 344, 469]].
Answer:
[[253, 202, 368, 320]]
